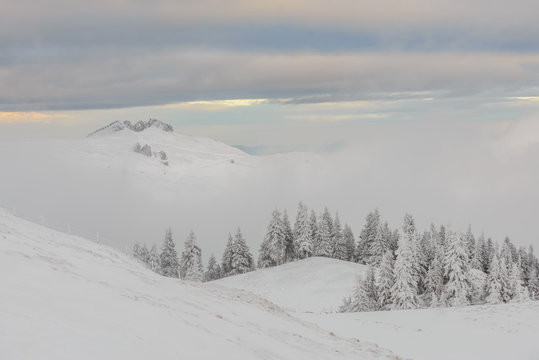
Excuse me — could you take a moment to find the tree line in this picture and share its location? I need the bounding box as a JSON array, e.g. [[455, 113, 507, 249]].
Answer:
[[132, 202, 539, 310]]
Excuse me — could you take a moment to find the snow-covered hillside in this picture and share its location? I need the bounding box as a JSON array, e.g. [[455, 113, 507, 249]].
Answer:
[[214, 257, 367, 313], [0, 208, 398, 360], [299, 302, 539, 360]]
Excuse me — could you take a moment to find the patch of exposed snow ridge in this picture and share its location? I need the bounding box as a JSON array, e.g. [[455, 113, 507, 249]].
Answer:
[[0, 208, 398, 360]]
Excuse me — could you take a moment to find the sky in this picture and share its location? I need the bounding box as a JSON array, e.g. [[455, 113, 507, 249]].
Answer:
[[1, 0, 539, 147], [2, 1, 539, 253]]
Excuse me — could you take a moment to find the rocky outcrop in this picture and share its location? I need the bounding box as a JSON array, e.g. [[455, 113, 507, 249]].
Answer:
[[88, 119, 173, 137]]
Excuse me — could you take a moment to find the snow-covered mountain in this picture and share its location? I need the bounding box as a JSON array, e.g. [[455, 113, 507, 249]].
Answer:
[[0, 208, 397, 360], [214, 257, 368, 313]]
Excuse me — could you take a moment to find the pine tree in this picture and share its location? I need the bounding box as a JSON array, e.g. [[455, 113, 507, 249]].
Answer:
[[343, 224, 355, 262], [391, 226, 418, 310], [377, 250, 395, 310], [282, 210, 295, 262], [485, 253, 503, 304], [294, 202, 313, 259], [528, 267, 539, 300], [160, 228, 179, 278], [180, 230, 203, 282], [258, 210, 286, 268], [501, 237, 514, 266], [332, 213, 348, 260], [442, 230, 471, 307], [148, 244, 161, 273], [464, 225, 476, 264], [368, 221, 390, 267], [230, 227, 254, 275], [314, 207, 333, 257], [472, 233, 485, 271], [484, 238, 495, 272]]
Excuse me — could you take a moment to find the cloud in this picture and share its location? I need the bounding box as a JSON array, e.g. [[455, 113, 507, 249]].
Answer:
[[2, 51, 539, 111], [0, 112, 66, 124], [158, 99, 269, 111]]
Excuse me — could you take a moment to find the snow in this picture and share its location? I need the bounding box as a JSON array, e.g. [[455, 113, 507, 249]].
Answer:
[[298, 302, 539, 360], [214, 257, 368, 313], [0, 208, 397, 360]]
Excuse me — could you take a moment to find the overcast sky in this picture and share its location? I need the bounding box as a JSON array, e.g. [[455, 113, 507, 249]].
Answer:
[[2, 1, 539, 250], [1, 0, 539, 146]]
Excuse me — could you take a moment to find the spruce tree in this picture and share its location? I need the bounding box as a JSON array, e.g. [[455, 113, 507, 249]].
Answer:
[[391, 227, 418, 310], [294, 202, 313, 259], [180, 230, 203, 282], [356, 209, 381, 264], [425, 246, 444, 307], [314, 207, 333, 257], [332, 213, 348, 260], [377, 250, 395, 310], [204, 254, 220, 281], [282, 210, 295, 262], [160, 228, 179, 278], [221, 233, 234, 275], [499, 257, 512, 303], [485, 253, 503, 304], [309, 210, 320, 255], [510, 262, 529, 302], [148, 244, 161, 273], [350, 266, 379, 312], [230, 227, 254, 275], [343, 224, 355, 262], [258, 210, 286, 268], [442, 230, 471, 307]]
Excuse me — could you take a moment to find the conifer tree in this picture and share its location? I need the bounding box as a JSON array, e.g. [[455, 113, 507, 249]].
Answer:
[[501, 237, 514, 267], [425, 246, 444, 307], [356, 209, 381, 264], [343, 224, 355, 262], [309, 210, 320, 255], [180, 230, 203, 282], [148, 244, 161, 273], [332, 213, 348, 260], [258, 210, 286, 267], [510, 262, 529, 302], [282, 210, 295, 262], [230, 227, 254, 275], [499, 257, 512, 303], [464, 225, 476, 264], [160, 228, 179, 278], [391, 226, 418, 310], [485, 253, 503, 304], [204, 254, 220, 281], [442, 230, 471, 307], [314, 207, 334, 257], [294, 202, 313, 259], [377, 250, 395, 310], [349, 266, 379, 312], [222, 233, 234, 275]]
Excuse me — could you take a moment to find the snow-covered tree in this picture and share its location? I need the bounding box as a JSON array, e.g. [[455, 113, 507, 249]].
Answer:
[[356, 209, 381, 264], [314, 207, 333, 257], [148, 244, 161, 273], [332, 213, 348, 260], [348, 266, 379, 312], [501, 237, 514, 267], [377, 250, 395, 310], [528, 267, 539, 300], [510, 262, 529, 302], [282, 210, 295, 262], [258, 210, 286, 268], [499, 257, 512, 303], [180, 230, 203, 282], [343, 224, 355, 262], [425, 246, 445, 307], [485, 253, 503, 304], [160, 228, 179, 278], [221, 233, 234, 275], [442, 230, 471, 307], [391, 226, 418, 310], [463, 225, 476, 264], [294, 202, 313, 259], [229, 227, 254, 275], [309, 210, 320, 255], [204, 254, 221, 281]]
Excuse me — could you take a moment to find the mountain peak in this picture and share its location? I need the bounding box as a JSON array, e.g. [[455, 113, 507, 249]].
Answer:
[[88, 119, 173, 137]]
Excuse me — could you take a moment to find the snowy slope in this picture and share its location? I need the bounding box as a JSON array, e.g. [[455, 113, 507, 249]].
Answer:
[[0, 209, 398, 360], [214, 257, 368, 313], [299, 302, 539, 360]]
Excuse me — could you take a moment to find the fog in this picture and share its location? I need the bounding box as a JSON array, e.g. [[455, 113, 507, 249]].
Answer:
[[1, 116, 538, 262]]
